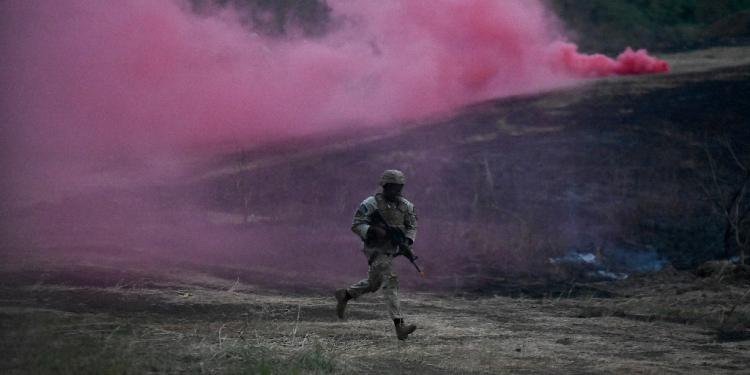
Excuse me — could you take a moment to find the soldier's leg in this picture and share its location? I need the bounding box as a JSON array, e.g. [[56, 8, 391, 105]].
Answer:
[[379, 257, 416, 339], [379, 256, 403, 320], [336, 254, 386, 319], [346, 254, 387, 299]]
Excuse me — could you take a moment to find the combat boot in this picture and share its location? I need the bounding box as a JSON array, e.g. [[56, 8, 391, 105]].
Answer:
[[394, 319, 417, 340], [335, 289, 351, 319]]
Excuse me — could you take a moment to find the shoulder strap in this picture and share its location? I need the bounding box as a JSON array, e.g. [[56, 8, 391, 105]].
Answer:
[[374, 193, 406, 212], [373, 193, 384, 210]]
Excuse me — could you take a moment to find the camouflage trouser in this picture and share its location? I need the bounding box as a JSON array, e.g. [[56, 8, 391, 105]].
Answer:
[[346, 253, 402, 320]]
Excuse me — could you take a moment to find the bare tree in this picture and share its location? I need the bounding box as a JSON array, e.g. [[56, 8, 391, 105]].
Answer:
[[702, 141, 750, 264]]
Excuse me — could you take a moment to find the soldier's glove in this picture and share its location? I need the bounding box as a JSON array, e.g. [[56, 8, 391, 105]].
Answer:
[[367, 224, 388, 241]]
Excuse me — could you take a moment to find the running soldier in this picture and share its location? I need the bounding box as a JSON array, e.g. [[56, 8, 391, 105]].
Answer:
[[335, 170, 418, 340]]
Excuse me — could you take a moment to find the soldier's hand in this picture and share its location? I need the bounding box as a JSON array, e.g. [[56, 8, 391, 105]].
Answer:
[[367, 224, 388, 240]]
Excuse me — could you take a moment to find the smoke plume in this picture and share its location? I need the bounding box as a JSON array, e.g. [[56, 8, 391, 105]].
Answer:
[[2, 0, 668, 157], [1, 0, 669, 288]]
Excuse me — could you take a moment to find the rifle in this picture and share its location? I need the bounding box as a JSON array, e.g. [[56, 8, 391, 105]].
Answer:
[[367, 208, 424, 277]]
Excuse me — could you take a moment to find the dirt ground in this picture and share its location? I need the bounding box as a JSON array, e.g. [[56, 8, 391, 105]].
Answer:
[[0, 263, 749, 375], [2, 46, 750, 374]]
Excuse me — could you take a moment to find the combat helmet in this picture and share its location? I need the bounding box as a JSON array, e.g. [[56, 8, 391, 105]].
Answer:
[[380, 170, 405, 186]]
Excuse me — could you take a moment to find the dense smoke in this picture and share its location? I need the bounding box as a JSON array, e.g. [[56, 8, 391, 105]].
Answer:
[[2, 1, 667, 169], [1, 0, 669, 289]]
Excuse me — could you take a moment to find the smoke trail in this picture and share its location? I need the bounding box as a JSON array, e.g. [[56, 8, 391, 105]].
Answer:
[[553, 43, 670, 77]]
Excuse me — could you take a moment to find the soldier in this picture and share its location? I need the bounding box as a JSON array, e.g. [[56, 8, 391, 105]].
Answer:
[[335, 169, 418, 340]]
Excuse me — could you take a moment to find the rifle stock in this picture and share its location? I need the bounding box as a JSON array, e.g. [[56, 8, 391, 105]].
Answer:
[[368, 209, 424, 277]]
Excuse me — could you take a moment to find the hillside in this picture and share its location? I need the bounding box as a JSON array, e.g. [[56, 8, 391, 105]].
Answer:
[[3, 46, 748, 291], [4, 46, 748, 290], [197, 45, 750, 289]]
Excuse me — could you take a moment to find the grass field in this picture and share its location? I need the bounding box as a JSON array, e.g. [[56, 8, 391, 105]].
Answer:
[[1, 263, 749, 374]]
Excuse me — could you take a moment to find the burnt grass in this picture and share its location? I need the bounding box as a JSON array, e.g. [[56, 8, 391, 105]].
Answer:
[[2, 49, 750, 373], [203, 51, 750, 282]]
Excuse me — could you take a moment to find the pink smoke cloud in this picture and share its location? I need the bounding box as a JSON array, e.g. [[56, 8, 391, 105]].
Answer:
[[553, 43, 670, 77], [2, 0, 668, 156], [0, 0, 672, 220], [0, 0, 671, 288]]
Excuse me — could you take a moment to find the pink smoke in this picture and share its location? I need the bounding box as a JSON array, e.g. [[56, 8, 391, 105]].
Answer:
[[0, 0, 670, 283], [2, 0, 668, 157], [553, 43, 670, 77]]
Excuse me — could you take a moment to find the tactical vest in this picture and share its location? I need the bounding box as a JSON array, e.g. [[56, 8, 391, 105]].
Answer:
[[374, 193, 407, 232]]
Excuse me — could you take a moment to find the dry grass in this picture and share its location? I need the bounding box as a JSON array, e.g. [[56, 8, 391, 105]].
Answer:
[[1, 265, 749, 374], [0, 284, 348, 374]]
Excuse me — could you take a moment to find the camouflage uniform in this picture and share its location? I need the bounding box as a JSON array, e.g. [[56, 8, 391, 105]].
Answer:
[[346, 192, 418, 320]]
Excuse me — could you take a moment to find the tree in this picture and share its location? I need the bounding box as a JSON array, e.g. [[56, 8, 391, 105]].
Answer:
[[190, 0, 331, 36], [702, 140, 750, 264]]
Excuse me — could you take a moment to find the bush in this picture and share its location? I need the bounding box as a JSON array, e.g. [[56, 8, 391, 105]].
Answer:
[[546, 0, 750, 52]]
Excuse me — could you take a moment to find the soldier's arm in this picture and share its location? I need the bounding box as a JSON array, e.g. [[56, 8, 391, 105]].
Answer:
[[351, 198, 378, 241], [404, 202, 418, 245]]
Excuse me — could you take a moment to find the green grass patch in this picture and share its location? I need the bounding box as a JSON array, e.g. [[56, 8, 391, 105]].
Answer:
[[0, 311, 342, 375]]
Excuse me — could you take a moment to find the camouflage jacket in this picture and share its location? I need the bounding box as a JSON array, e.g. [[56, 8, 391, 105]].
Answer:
[[351, 193, 418, 256]]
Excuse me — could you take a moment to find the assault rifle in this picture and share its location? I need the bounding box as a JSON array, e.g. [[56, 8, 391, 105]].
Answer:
[[368, 209, 424, 277]]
